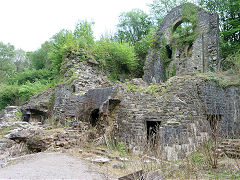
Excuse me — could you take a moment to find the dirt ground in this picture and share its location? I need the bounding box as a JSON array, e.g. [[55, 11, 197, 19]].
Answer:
[[0, 152, 111, 180]]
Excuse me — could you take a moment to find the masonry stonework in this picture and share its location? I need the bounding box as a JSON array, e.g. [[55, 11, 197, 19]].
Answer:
[[17, 6, 239, 161], [144, 4, 219, 83], [116, 77, 240, 160]]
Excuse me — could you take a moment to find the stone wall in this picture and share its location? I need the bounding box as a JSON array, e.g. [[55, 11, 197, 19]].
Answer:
[[116, 76, 240, 160], [21, 88, 55, 123], [0, 106, 20, 122], [199, 81, 240, 137], [18, 54, 239, 161], [144, 3, 219, 83], [20, 57, 119, 130], [52, 56, 119, 124]]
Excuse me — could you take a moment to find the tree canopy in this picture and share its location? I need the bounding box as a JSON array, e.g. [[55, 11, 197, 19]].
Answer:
[[0, 42, 15, 81], [199, 0, 240, 59], [115, 9, 153, 44], [0, 0, 239, 110]]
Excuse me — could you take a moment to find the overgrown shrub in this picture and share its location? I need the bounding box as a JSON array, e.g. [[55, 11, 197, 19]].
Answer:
[[49, 21, 95, 72], [94, 39, 138, 80], [0, 81, 52, 110], [8, 68, 56, 85], [221, 49, 240, 73], [0, 84, 18, 110]]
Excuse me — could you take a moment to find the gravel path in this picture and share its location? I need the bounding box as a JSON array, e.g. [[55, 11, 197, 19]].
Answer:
[[0, 152, 109, 180]]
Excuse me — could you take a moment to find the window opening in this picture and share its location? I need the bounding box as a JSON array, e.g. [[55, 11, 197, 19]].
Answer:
[[146, 120, 161, 143]]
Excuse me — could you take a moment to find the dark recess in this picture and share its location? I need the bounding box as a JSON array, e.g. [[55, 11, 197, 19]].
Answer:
[[207, 114, 222, 134], [146, 120, 161, 141], [166, 45, 172, 59], [90, 109, 99, 127]]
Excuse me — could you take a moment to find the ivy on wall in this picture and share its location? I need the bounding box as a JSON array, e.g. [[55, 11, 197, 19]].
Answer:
[[173, 3, 199, 46], [149, 3, 200, 81]]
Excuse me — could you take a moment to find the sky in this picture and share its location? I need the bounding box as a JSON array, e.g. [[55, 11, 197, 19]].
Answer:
[[0, 0, 152, 52]]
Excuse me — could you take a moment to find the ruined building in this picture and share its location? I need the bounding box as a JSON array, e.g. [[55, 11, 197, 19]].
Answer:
[[9, 3, 239, 160], [144, 3, 219, 83]]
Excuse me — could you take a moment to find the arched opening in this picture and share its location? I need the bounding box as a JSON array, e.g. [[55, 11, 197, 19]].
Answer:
[[166, 45, 172, 59], [173, 21, 194, 38], [89, 109, 99, 127]]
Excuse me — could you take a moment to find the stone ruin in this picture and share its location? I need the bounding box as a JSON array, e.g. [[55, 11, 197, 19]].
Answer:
[[144, 3, 219, 83], [1, 4, 239, 162], [116, 77, 240, 160]]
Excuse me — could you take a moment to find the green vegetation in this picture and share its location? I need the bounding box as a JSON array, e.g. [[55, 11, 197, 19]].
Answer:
[[0, 42, 16, 81], [15, 109, 22, 120], [0, 81, 53, 110], [171, 64, 177, 77], [8, 68, 56, 85], [221, 49, 240, 73], [149, 0, 193, 24], [199, 0, 240, 60], [1, 127, 11, 137], [115, 9, 152, 45], [0, 0, 239, 112], [125, 82, 166, 97], [93, 39, 138, 80], [171, 3, 199, 45], [198, 47, 240, 88], [49, 21, 95, 72], [114, 9, 155, 77], [199, 71, 240, 88], [27, 41, 51, 70], [116, 142, 126, 156], [181, 3, 198, 29]]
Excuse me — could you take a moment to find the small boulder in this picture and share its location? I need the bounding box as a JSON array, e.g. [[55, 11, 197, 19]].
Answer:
[[8, 129, 33, 142], [112, 162, 124, 169], [88, 156, 110, 164]]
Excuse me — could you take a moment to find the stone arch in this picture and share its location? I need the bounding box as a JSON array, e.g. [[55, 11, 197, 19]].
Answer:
[[144, 3, 219, 83], [172, 19, 184, 32]]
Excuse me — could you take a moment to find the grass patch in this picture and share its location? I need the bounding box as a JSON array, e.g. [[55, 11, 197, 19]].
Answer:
[[198, 71, 240, 88]]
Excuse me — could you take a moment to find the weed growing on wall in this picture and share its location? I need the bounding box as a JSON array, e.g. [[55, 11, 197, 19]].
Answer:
[[171, 3, 199, 46], [181, 3, 198, 29], [15, 109, 22, 120]]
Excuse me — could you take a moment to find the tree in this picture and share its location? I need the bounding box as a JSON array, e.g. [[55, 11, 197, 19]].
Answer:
[[149, 0, 195, 24], [14, 49, 29, 72], [74, 20, 95, 47], [114, 9, 154, 77], [199, 0, 240, 59], [49, 20, 95, 72], [28, 41, 51, 70], [115, 9, 153, 44], [0, 42, 15, 81]]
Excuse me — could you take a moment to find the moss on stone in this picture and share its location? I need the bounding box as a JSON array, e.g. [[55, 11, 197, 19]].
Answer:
[[171, 64, 177, 77], [181, 3, 198, 28], [15, 109, 22, 120], [198, 72, 240, 88], [150, 35, 160, 49], [170, 3, 199, 46]]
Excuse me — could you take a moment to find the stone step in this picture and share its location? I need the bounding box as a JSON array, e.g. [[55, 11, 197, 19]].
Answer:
[[219, 139, 240, 158]]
